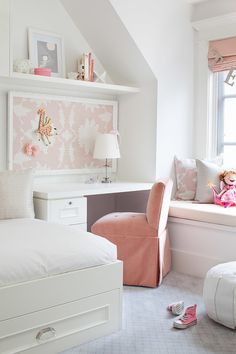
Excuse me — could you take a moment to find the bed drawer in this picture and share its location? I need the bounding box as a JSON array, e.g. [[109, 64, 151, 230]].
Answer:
[[34, 197, 87, 226], [0, 289, 121, 354]]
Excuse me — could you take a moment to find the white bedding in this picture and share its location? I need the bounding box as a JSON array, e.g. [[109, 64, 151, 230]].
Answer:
[[0, 218, 117, 287]]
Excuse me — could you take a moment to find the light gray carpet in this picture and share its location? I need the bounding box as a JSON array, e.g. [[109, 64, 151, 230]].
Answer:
[[61, 271, 236, 354]]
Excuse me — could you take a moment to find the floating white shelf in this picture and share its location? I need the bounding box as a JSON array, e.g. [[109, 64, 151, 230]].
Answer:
[[0, 73, 140, 95]]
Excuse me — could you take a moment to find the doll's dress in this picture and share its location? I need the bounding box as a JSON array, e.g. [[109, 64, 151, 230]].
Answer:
[[216, 185, 236, 207]]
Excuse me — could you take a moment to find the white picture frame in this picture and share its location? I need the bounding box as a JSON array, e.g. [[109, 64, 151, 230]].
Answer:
[[8, 91, 118, 175], [28, 28, 65, 78]]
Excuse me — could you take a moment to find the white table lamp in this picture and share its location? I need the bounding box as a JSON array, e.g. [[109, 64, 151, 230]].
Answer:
[[93, 133, 120, 183]]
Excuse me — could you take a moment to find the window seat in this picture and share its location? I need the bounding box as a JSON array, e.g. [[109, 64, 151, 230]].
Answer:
[[168, 200, 236, 279], [169, 200, 236, 227]]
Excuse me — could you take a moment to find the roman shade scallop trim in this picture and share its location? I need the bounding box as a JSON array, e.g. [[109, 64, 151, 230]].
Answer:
[[208, 37, 236, 73]]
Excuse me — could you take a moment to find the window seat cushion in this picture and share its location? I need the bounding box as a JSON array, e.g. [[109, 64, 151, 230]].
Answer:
[[169, 200, 236, 227]]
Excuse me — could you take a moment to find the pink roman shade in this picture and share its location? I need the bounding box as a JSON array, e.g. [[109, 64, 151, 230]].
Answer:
[[208, 37, 236, 72]]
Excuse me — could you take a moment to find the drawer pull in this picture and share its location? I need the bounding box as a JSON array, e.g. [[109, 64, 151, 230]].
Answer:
[[68, 201, 72, 205], [36, 327, 56, 342]]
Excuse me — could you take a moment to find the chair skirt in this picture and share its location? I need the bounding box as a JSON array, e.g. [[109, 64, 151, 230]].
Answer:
[[91, 222, 171, 287]]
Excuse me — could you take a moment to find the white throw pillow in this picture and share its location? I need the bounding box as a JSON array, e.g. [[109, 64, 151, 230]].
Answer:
[[174, 156, 197, 200], [195, 159, 221, 203], [0, 169, 35, 219]]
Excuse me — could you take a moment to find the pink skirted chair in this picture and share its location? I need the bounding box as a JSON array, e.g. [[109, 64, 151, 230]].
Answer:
[[91, 179, 173, 287]]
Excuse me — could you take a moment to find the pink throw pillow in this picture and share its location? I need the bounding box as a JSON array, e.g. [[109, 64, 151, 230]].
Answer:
[[174, 157, 197, 200]]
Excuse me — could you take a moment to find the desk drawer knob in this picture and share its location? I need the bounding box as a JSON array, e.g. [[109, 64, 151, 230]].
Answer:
[[68, 201, 72, 205]]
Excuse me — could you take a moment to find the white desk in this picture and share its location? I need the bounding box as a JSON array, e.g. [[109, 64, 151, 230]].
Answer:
[[33, 182, 153, 199], [33, 182, 152, 231]]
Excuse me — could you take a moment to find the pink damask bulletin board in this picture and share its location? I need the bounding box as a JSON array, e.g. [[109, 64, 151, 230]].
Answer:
[[8, 92, 117, 174]]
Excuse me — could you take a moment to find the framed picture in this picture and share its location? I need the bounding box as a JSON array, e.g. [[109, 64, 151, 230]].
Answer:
[[28, 28, 65, 78], [8, 91, 118, 175]]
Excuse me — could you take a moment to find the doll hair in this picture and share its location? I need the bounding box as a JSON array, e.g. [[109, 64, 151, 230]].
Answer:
[[219, 170, 236, 182]]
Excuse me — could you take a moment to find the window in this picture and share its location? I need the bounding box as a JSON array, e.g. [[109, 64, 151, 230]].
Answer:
[[216, 71, 236, 166]]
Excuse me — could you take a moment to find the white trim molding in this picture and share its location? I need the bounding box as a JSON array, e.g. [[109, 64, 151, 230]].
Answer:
[[192, 12, 236, 35]]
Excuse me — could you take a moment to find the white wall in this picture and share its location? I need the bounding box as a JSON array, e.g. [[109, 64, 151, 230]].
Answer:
[[61, 0, 158, 182], [1, 0, 195, 184], [0, 0, 113, 183], [11, 0, 107, 79], [117, 83, 157, 182], [110, 0, 195, 179]]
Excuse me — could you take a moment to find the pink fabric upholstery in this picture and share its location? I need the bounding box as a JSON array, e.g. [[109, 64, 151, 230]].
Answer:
[[92, 212, 157, 237], [91, 179, 173, 287], [146, 179, 173, 234]]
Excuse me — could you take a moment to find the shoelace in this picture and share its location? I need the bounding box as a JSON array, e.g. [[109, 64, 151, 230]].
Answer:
[[180, 314, 189, 322]]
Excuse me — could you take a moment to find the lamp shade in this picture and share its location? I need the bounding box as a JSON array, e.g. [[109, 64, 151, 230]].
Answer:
[[93, 133, 120, 159]]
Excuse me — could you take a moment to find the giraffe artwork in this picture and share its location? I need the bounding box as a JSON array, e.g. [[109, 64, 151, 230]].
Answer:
[[35, 108, 57, 146], [10, 92, 116, 172]]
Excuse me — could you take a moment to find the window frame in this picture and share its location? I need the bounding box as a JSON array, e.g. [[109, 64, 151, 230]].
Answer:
[[216, 71, 236, 156], [217, 72, 224, 155], [192, 13, 236, 161]]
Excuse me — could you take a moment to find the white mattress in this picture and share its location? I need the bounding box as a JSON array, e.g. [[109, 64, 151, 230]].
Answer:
[[0, 218, 117, 287]]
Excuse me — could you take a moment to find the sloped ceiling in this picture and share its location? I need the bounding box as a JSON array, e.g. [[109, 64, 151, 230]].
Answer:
[[60, 0, 155, 86]]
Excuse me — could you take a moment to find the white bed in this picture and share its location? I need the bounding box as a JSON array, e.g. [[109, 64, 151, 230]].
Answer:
[[0, 219, 123, 354]]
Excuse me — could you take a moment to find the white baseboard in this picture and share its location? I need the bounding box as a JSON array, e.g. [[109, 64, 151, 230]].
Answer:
[[171, 248, 223, 278]]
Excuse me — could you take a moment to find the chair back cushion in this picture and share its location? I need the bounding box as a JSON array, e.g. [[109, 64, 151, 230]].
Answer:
[[146, 179, 173, 233]]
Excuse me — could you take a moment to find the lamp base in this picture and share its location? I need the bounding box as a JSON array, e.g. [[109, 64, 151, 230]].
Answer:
[[101, 177, 112, 183]]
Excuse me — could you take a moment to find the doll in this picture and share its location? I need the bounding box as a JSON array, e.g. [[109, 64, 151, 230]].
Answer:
[[209, 170, 236, 207]]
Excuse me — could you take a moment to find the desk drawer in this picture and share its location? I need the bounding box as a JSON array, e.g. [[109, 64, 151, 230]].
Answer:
[[49, 198, 87, 225], [34, 197, 87, 226]]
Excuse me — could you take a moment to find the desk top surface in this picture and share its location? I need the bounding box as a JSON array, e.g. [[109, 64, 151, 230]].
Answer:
[[33, 181, 153, 199]]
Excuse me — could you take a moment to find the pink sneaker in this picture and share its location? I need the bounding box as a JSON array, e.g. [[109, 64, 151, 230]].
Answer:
[[173, 304, 197, 329], [167, 301, 184, 315]]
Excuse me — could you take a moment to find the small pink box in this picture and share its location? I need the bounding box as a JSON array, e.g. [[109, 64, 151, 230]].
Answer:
[[34, 68, 52, 76]]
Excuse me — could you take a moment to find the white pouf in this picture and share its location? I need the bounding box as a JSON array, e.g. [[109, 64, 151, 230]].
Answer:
[[203, 262, 236, 329]]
